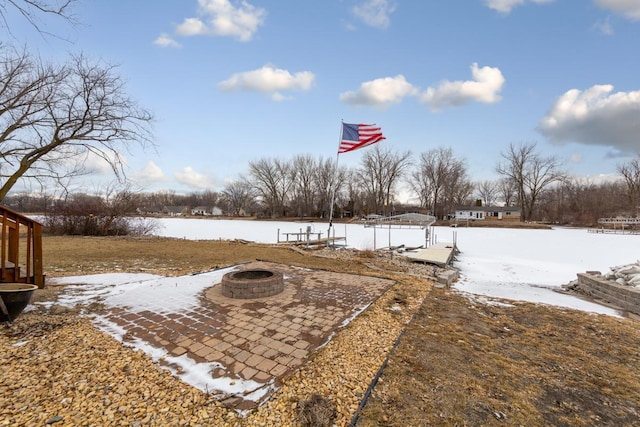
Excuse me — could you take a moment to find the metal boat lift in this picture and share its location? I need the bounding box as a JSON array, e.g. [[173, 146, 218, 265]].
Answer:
[[362, 213, 437, 249]]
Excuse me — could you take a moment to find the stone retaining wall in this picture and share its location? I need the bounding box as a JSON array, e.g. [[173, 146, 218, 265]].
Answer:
[[577, 272, 640, 315]]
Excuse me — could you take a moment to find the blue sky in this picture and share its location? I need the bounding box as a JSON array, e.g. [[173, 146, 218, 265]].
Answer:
[[6, 0, 640, 195]]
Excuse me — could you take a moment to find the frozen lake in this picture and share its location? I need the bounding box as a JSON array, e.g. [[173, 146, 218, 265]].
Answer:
[[154, 218, 638, 316]]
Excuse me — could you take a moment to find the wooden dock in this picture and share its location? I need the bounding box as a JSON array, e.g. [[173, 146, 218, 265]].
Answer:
[[588, 228, 640, 235], [405, 242, 457, 267], [292, 237, 346, 247], [277, 227, 346, 247], [279, 231, 324, 243]]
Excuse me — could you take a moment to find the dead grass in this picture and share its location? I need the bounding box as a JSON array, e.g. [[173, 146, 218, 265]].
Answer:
[[41, 235, 360, 278], [36, 235, 640, 426], [296, 394, 337, 427], [356, 288, 640, 426]]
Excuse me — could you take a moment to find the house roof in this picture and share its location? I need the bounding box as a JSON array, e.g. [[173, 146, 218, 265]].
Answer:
[[164, 205, 188, 214], [455, 206, 521, 212]]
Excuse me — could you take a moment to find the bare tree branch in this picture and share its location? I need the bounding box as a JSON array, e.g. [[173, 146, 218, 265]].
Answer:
[[0, 46, 154, 201], [617, 155, 640, 216], [357, 145, 412, 216], [475, 180, 499, 207], [409, 147, 470, 219], [1, 0, 78, 39], [496, 142, 565, 221]]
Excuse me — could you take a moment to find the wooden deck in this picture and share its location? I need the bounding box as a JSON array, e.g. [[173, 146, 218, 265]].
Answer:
[[405, 242, 457, 267]]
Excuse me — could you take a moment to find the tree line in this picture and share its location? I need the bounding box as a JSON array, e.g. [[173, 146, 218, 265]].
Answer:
[[5, 143, 640, 233]]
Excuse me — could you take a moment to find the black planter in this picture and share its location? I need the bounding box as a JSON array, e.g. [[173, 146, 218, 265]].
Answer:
[[0, 283, 38, 323]]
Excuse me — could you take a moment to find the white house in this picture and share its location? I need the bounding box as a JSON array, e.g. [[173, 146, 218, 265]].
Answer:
[[452, 206, 521, 221], [191, 206, 225, 216]]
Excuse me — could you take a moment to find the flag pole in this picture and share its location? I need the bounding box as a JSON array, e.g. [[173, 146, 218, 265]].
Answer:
[[327, 120, 343, 246]]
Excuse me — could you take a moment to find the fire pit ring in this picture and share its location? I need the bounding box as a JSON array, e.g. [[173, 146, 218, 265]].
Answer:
[[221, 269, 284, 299]]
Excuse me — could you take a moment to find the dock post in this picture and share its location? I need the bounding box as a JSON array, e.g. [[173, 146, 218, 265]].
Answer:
[[425, 226, 428, 248], [373, 227, 376, 250], [344, 223, 347, 246]]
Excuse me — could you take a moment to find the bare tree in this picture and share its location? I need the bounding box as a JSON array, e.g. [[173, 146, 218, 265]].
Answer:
[[618, 155, 640, 216], [0, 47, 154, 201], [247, 157, 295, 217], [537, 178, 626, 225], [496, 142, 564, 222], [197, 189, 219, 207], [497, 177, 517, 206], [290, 154, 317, 218], [314, 157, 344, 218], [443, 166, 474, 211], [409, 147, 469, 219], [222, 180, 255, 216], [138, 190, 176, 209], [357, 145, 412, 215], [0, 0, 77, 36], [340, 167, 363, 216], [475, 180, 499, 206]]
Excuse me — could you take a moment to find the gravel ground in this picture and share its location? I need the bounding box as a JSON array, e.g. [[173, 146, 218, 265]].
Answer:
[[1, 249, 435, 426]]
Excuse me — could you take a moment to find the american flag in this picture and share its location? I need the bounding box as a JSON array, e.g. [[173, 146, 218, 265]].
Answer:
[[338, 122, 386, 154]]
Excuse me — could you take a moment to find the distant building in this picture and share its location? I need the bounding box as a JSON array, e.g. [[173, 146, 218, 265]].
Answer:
[[452, 206, 521, 221], [164, 205, 189, 216], [191, 206, 209, 216], [137, 206, 163, 215], [191, 206, 224, 216]]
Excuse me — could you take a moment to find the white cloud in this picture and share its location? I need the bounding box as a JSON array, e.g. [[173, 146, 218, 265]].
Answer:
[[485, 0, 554, 14], [176, 18, 207, 36], [352, 0, 397, 29], [538, 84, 640, 151], [175, 167, 215, 189], [419, 63, 505, 111], [218, 65, 315, 101], [570, 153, 583, 164], [153, 33, 182, 48], [568, 172, 623, 185], [133, 161, 167, 186], [174, 0, 266, 42], [593, 16, 614, 35], [339, 75, 418, 108], [594, 0, 640, 20]]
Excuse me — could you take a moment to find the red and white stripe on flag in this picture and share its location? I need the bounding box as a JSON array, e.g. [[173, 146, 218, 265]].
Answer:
[[338, 122, 386, 154]]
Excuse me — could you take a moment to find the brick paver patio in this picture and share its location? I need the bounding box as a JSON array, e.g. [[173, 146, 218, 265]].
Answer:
[[102, 261, 395, 409]]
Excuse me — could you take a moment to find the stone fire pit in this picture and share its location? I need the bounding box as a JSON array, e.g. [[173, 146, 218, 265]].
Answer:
[[220, 269, 284, 299]]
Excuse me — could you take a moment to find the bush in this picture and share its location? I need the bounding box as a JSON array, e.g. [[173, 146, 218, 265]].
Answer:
[[40, 188, 159, 236], [43, 214, 159, 236]]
